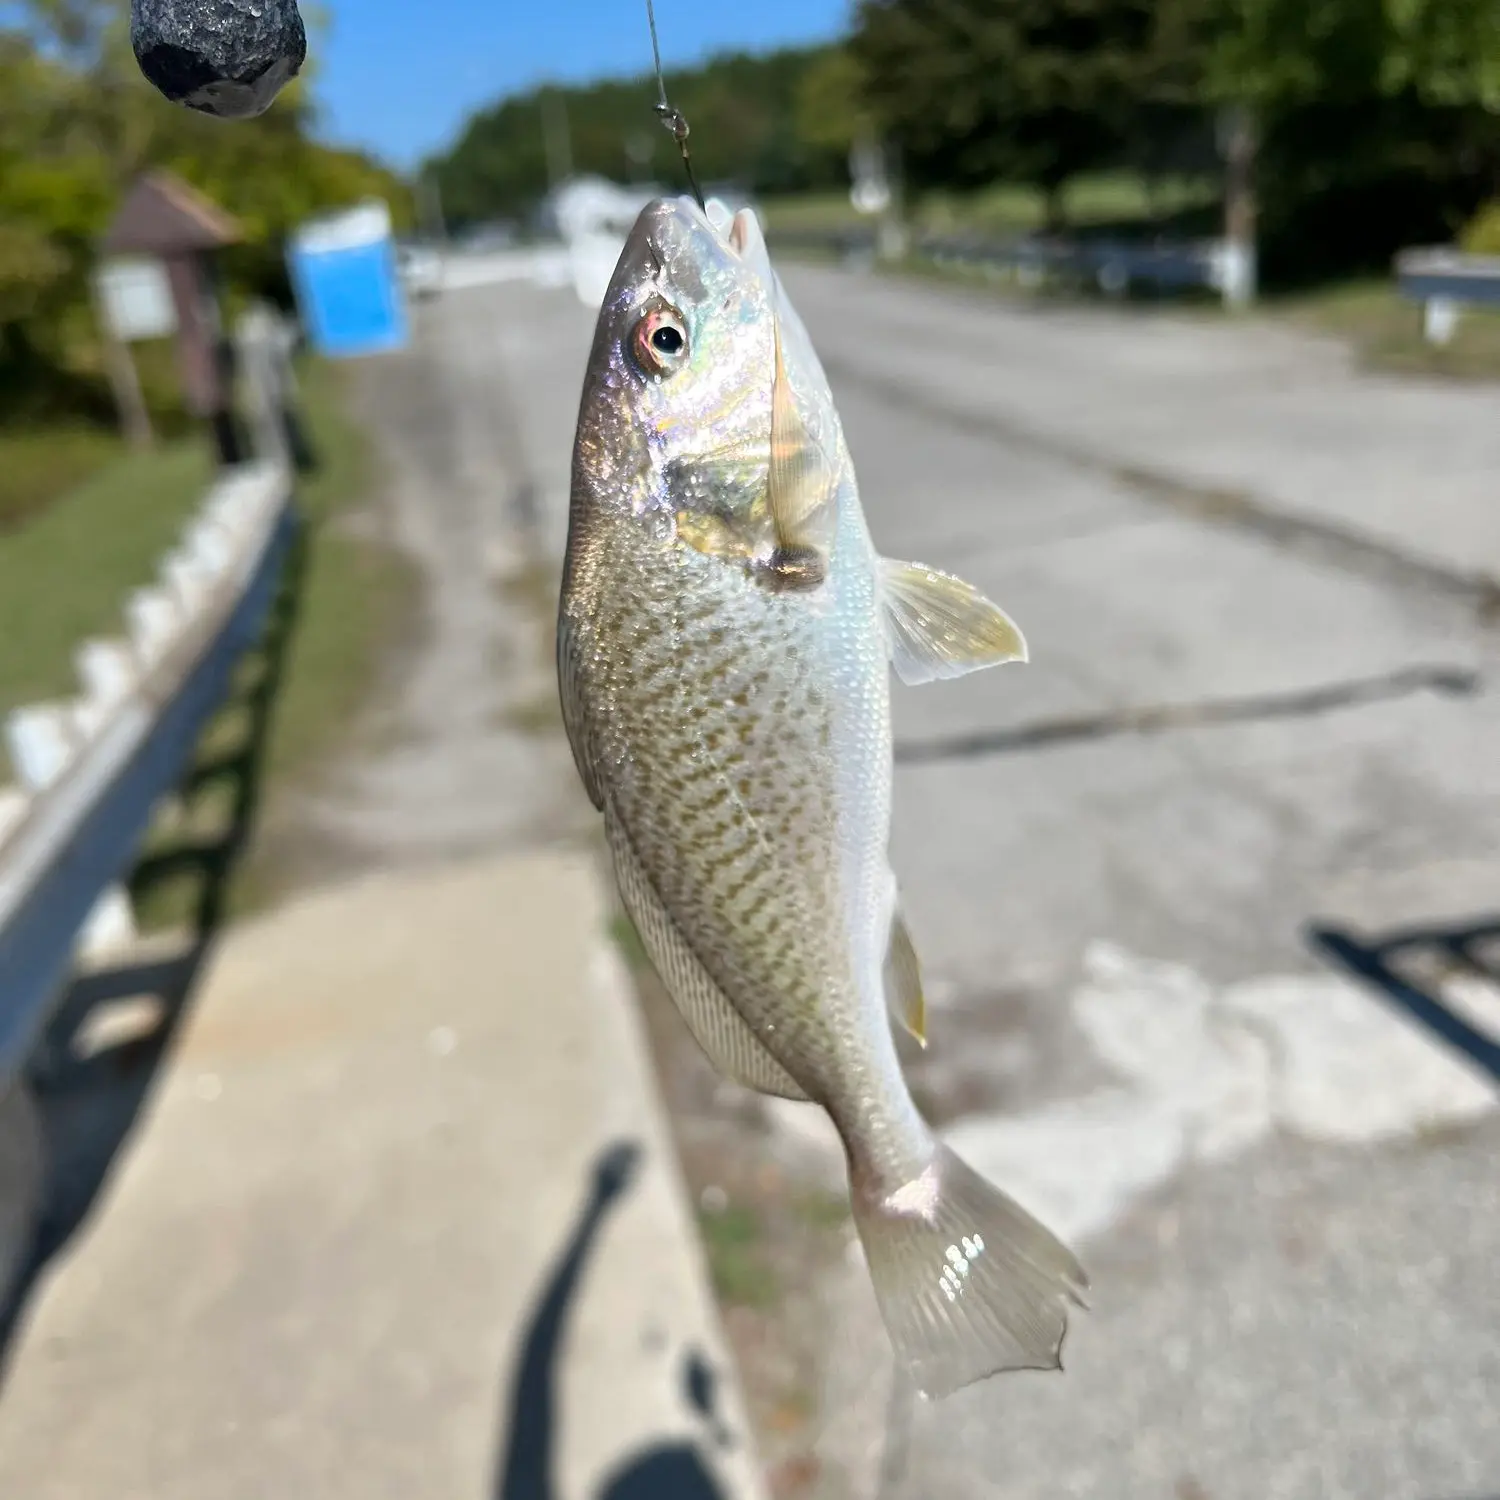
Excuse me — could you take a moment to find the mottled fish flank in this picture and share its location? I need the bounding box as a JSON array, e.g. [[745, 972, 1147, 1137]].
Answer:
[[558, 195, 1087, 1399]]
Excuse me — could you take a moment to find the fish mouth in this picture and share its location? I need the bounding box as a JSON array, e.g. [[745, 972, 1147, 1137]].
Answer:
[[701, 199, 766, 262], [631, 195, 766, 267], [615, 195, 772, 314]]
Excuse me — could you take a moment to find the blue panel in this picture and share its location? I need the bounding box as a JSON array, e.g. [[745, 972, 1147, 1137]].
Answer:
[[288, 237, 408, 359]]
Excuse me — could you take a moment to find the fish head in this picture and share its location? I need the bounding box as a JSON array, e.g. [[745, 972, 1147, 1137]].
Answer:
[[575, 195, 842, 568]]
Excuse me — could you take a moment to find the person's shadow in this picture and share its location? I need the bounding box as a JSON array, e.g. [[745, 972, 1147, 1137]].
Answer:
[[492, 1140, 730, 1500]]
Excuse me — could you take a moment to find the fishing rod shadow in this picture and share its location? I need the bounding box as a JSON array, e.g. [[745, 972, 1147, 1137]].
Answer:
[[491, 1138, 728, 1500]]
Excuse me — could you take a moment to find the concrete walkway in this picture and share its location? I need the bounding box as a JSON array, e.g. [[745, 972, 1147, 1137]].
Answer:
[[0, 853, 765, 1500]]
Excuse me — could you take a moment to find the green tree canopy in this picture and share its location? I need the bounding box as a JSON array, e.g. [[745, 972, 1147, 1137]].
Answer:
[[1199, 0, 1500, 110], [794, 46, 874, 157], [851, 0, 1171, 220], [428, 46, 850, 227], [1, 0, 408, 415]]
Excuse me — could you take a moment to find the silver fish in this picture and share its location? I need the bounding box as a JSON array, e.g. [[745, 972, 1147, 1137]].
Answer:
[[558, 196, 1087, 1399]]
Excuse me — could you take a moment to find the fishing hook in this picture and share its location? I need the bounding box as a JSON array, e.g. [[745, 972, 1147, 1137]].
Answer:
[[645, 0, 707, 212]]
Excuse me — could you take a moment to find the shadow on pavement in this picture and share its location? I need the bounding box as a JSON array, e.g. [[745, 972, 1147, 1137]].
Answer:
[[0, 524, 307, 1387], [1309, 916, 1500, 1083], [494, 1139, 729, 1500]]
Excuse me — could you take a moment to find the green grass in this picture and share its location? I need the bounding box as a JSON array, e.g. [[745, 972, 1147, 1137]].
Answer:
[[1271, 279, 1500, 381], [762, 171, 1219, 239], [0, 427, 125, 533], [0, 358, 418, 929], [140, 359, 419, 925], [609, 912, 650, 969], [0, 434, 214, 729], [253, 361, 415, 790], [698, 1199, 780, 1310]]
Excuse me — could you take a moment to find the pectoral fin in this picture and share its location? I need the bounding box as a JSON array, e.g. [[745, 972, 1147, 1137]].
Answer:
[[606, 816, 811, 1101], [885, 908, 927, 1048], [761, 314, 835, 592], [879, 558, 1028, 686]]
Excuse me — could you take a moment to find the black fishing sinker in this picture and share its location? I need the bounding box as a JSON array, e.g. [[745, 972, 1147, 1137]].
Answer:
[[130, 0, 307, 119]]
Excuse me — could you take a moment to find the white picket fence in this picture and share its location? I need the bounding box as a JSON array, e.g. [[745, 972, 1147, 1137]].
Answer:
[[0, 313, 298, 1087]]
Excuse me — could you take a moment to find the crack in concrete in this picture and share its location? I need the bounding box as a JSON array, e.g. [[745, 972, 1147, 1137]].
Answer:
[[895, 663, 1481, 765], [820, 354, 1500, 619]]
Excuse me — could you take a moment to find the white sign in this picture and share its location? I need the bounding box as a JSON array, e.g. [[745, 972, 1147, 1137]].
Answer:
[[97, 257, 177, 343]]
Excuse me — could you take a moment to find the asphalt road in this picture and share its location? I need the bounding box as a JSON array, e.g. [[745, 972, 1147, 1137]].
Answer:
[[474, 254, 1500, 1500], [773, 265, 1500, 1500]]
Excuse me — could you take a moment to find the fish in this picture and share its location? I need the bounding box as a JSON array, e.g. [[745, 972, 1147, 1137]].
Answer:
[[557, 194, 1087, 1400]]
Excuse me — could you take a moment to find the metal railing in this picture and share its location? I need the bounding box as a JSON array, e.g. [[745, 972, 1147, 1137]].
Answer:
[[0, 311, 301, 1089], [1394, 245, 1500, 345], [769, 225, 1242, 301]]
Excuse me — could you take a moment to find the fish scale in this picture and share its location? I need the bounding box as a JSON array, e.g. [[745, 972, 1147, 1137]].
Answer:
[[559, 194, 1088, 1400], [580, 516, 865, 1070]]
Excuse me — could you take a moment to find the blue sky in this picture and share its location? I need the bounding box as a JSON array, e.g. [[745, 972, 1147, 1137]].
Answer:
[[314, 0, 853, 170]]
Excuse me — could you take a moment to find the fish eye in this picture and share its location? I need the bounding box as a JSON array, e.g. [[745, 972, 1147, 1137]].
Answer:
[[632, 305, 689, 376]]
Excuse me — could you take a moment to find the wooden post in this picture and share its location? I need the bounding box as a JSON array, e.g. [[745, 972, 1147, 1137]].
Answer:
[[91, 274, 154, 449], [100, 172, 246, 463], [101, 324, 153, 449]]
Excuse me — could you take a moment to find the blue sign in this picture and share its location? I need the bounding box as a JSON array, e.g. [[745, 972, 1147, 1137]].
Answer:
[[287, 201, 408, 358]]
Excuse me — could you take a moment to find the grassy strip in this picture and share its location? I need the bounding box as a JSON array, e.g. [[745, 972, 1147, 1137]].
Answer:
[[1270, 279, 1500, 382], [254, 360, 414, 789], [0, 358, 416, 927], [131, 359, 419, 927], [0, 433, 213, 730], [0, 427, 126, 534], [761, 171, 1219, 239]]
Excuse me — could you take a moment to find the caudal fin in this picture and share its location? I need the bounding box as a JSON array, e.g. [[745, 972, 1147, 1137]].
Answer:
[[849, 1141, 1088, 1400]]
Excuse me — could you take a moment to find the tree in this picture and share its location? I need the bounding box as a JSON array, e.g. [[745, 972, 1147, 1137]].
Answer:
[[1196, 0, 1500, 113], [1195, 0, 1500, 280], [851, 0, 1166, 227], [429, 46, 851, 228], [795, 46, 874, 157], [1, 0, 410, 419]]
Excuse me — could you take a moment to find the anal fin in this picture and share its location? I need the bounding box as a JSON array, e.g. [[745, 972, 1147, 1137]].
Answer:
[[885, 909, 927, 1048]]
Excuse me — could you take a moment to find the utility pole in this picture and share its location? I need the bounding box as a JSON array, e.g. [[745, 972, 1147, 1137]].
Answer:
[[1220, 103, 1258, 309], [419, 172, 448, 250]]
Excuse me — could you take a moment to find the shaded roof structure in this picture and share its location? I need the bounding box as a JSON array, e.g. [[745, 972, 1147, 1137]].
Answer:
[[101, 171, 242, 256]]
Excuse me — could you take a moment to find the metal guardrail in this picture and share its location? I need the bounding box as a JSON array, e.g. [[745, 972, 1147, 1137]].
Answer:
[[769, 225, 1243, 301], [0, 312, 299, 1087], [1394, 246, 1500, 345]]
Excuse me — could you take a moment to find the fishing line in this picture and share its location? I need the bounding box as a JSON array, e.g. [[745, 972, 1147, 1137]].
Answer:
[[644, 0, 707, 212]]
